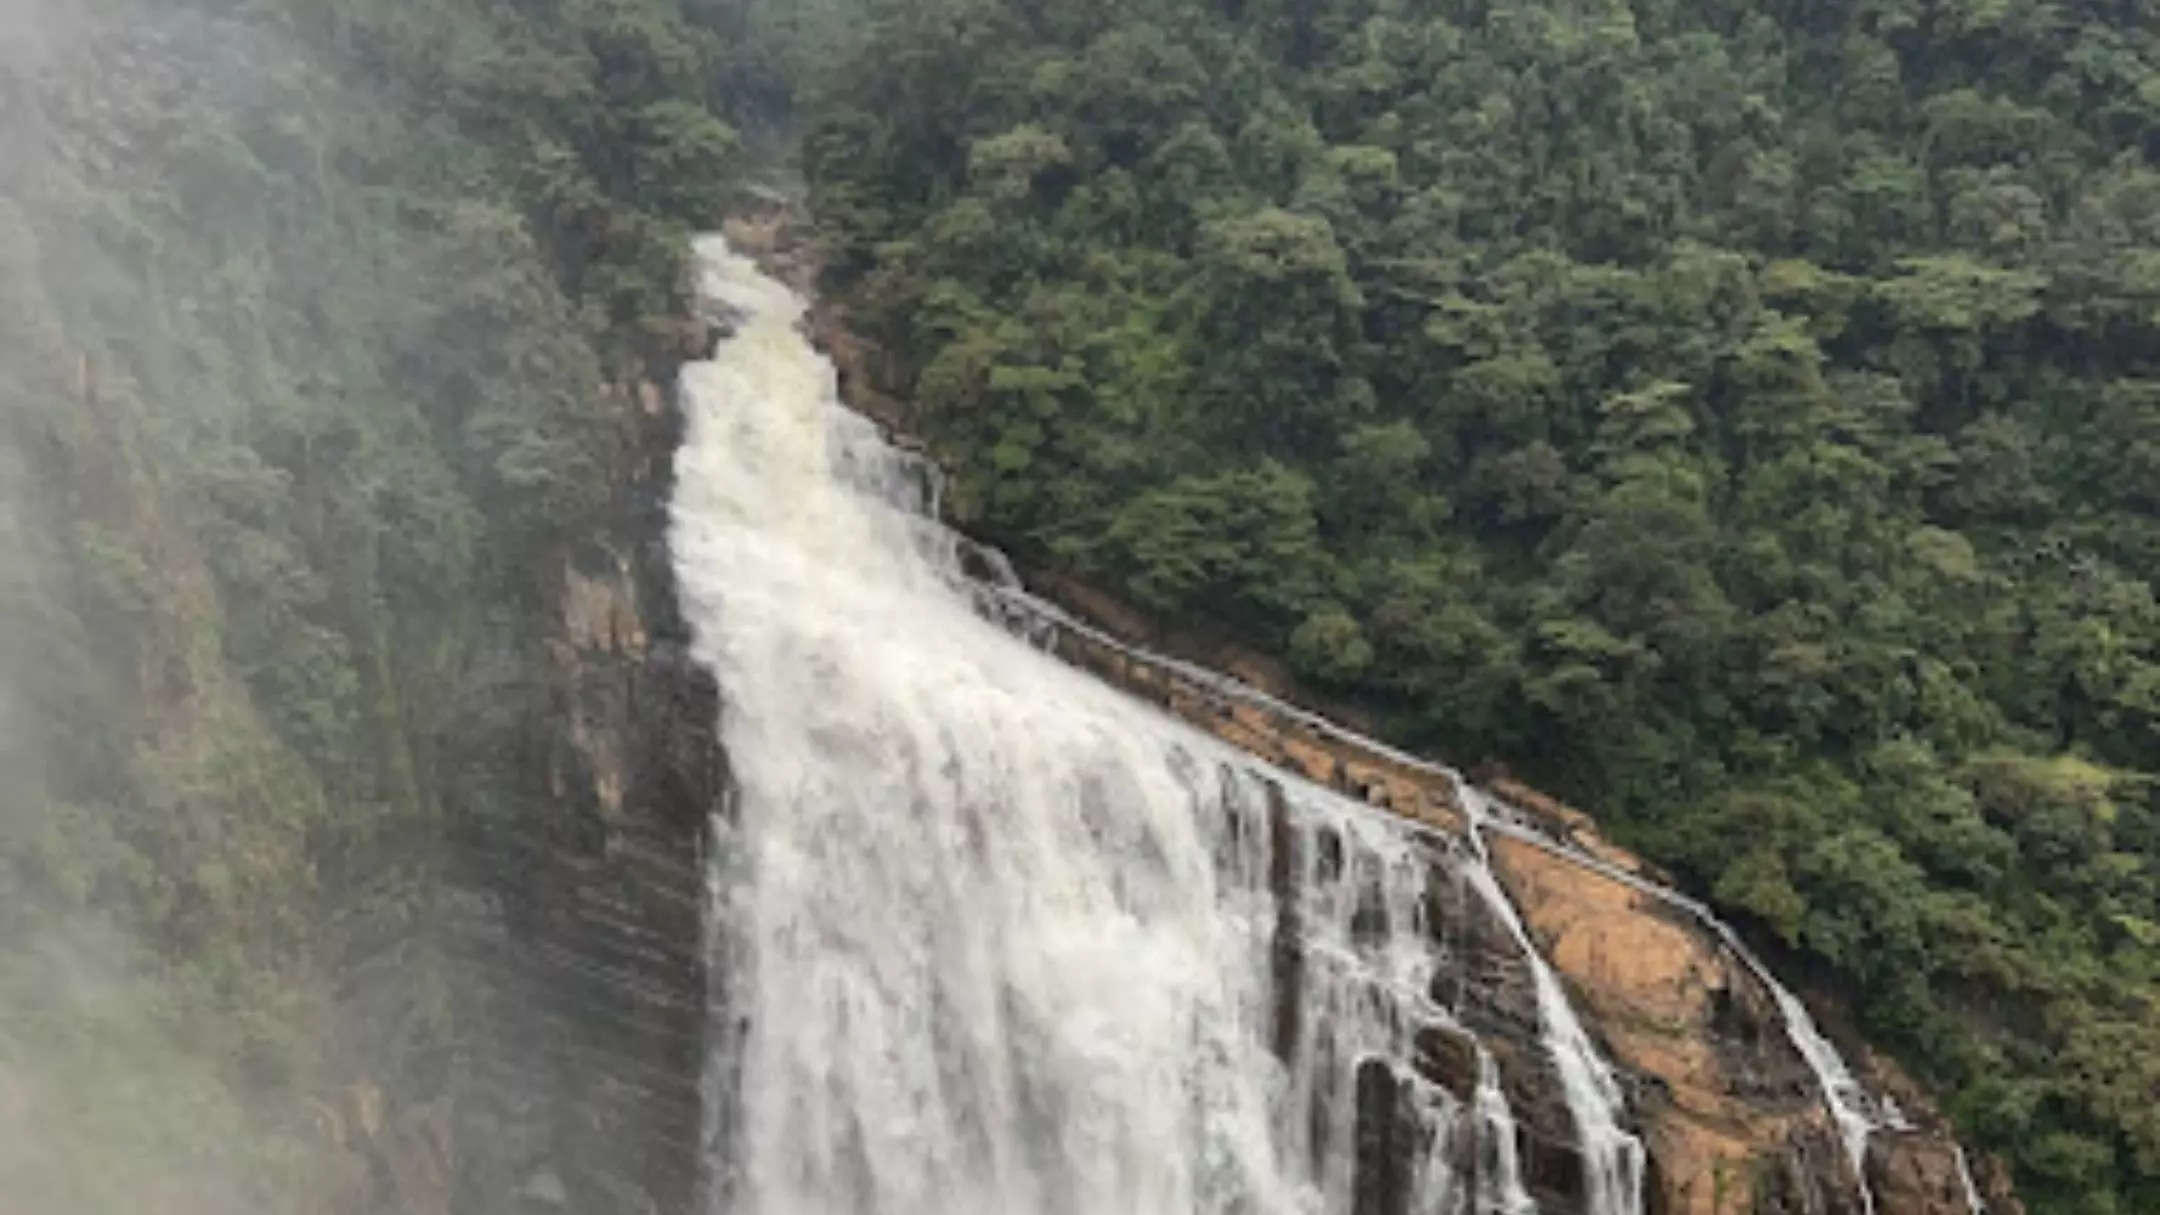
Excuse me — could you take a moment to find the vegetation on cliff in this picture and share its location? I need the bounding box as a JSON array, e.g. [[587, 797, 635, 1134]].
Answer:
[[0, 0, 776, 1206], [800, 2, 2160, 1210]]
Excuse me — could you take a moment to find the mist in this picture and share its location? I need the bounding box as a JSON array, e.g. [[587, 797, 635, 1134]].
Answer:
[[0, 0, 782, 1208], [1, 4, 327, 1208], [0, 924, 290, 1212]]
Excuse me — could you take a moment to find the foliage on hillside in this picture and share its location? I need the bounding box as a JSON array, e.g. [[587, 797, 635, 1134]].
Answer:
[[802, 2, 2160, 1209], [0, 0, 763, 1206]]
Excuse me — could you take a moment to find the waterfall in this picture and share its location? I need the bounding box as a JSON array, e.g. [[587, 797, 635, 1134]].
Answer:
[[1749, 967, 1880, 1215], [676, 234, 1959, 1215], [671, 237, 1582, 1214], [981, 550, 1904, 1215], [680, 238, 1268, 1212], [1456, 791, 1643, 1215]]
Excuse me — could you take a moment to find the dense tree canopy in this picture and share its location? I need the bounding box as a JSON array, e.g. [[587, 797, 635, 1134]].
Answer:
[[803, 2, 2160, 1210]]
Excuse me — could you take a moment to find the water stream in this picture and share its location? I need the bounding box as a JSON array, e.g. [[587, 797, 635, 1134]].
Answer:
[[671, 234, 1928, 1215], [674, 237, 1568, 1215], [1954, 1145, 1988, 1215], [1456, 790, 1643, 1215]]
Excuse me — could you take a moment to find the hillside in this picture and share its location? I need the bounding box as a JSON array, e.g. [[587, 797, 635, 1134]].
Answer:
[[799, 3, 2160, 1211], [0, 0, 765, 1207]]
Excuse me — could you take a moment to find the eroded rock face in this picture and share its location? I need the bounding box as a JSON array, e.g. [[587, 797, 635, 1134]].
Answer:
[[1868, 1133, 1989, 1215], [1487, 836, 1859, 1215], [450, 369, 726, 1215]]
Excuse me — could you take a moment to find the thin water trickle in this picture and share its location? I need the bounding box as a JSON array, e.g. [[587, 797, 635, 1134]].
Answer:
[[1456, 790, 1643, 1215], [1953, 1145, 1987, 1215]]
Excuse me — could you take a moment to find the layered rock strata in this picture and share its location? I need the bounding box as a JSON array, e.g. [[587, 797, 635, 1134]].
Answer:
[[452, 349, 726, 1215]]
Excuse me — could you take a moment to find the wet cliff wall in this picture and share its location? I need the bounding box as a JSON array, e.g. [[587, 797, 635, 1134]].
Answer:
[[448, 347, 726, 1215]]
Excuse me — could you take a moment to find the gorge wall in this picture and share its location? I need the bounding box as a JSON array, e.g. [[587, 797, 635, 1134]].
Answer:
[[449, 340, 724, 1215]]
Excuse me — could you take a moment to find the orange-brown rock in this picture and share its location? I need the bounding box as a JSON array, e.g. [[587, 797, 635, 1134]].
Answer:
[[1867, 1132, 1990, 1215], [1487, 835, 1862, 1215], [1486, 774, 1660, 880]]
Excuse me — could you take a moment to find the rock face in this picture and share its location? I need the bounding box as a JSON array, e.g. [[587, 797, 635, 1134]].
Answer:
[[1488, 835, 1857, 1215], [447, 359, 726, 1215], [1868, 1133, 1985, 1215]]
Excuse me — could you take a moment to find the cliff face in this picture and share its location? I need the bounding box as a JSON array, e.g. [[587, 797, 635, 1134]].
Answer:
[[449, 354, 726, 1215]]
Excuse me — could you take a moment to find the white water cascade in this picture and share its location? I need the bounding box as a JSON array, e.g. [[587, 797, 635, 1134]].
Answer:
[[669, 237, 1621, 1215], [668, 233, 1964, 1215], [1455, 790, 1644, 1215], [961, 593, 1942, 1215]]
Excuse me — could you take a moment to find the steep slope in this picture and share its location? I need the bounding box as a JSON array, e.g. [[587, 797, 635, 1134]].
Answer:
[[0, 1, 746, 1209], [798, 4, 2160, 1209]]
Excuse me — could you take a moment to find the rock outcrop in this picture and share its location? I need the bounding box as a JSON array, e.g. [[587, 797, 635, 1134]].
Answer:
[[448, 341, 727, 1214], [1488, 835, 1857, 1215]]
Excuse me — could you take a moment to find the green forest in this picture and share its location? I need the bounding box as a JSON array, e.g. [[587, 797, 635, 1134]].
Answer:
[[800, 1, 2160, 1211]]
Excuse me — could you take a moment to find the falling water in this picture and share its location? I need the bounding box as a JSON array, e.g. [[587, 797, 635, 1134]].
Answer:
[[1752, 970, 1880, 1215], [672, 231, 1942, 1215], [1456, 791, 1643, 1215], [1953, 1145, 1987, 1215], [1469, 810, 1894, 1213], [670, 237, 1579, 1215], [1266, 794, 1539, 1215], [967, 589, 1919, 1215]]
